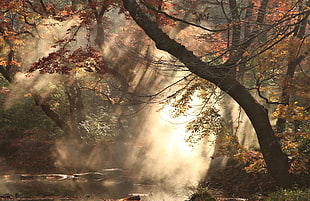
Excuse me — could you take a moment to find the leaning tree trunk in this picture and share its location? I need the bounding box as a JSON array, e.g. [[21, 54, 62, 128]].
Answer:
[[218, 78, 294, 186], [122, 0, 295, 187], [0, 64, 73, 137]]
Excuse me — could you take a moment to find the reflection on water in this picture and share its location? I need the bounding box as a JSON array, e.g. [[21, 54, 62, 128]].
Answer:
[[0, 170, 143, 200], [0, 169, 189, 201]]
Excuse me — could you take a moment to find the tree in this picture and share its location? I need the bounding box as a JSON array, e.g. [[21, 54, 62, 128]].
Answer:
[[0, 0, 308, 188], [0, 0, 110, 139], [0, 0, 160, 141], [121, 0, 309, 187]]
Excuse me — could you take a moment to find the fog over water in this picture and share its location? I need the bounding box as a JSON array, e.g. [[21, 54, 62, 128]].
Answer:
[[0, 5, 259, 200]]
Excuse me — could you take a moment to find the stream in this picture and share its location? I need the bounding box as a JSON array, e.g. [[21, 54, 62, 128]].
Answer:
[[0, 169, 157, 200], [0, 169, 191, 201]]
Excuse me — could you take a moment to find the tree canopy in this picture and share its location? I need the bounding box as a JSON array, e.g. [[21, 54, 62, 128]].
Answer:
[[0, 0, 309, 188]]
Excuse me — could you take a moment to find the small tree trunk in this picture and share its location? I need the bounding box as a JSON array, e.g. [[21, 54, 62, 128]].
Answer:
[[32, 92, 73, 136], [276, 15, 308, 133], [0, 62, 73, 137], [65, 81, 88, 139]]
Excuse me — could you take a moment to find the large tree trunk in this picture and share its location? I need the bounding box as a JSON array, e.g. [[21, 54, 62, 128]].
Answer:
[[122, 0, 295, 187], [218, 78, 294, 186]]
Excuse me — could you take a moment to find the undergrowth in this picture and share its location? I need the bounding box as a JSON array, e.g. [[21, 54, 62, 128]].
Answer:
[[266, 188, 310, 201]]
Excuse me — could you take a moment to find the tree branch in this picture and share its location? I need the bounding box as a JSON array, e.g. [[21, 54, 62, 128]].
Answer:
[[140, 0, 228, 32], [122, 0, 294, 186]]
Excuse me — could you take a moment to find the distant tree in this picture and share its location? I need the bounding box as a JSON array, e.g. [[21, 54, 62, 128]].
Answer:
[[0, 0, 112, 139], [0, 0, 155, 141]]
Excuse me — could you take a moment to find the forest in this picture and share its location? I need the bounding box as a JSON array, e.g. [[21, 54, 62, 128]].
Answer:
[[0, 0, 309, 200]]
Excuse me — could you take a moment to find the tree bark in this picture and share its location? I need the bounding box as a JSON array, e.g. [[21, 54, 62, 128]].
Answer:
[[122, 0, 295, 187], [65, 80, 87, 139], [89, 0, 107, 46]]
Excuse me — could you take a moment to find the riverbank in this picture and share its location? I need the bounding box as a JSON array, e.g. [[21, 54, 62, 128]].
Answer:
[[1, 131, 309, 201]]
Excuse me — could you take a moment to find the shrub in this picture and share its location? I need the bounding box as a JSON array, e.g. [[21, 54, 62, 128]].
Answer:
[[189, 187, 216, 201], [266, 188, 310, 201]]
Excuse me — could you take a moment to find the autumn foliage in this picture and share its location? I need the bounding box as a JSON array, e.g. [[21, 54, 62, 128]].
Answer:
[[29, 45, 107, 74], [0, 0, 309, 195]]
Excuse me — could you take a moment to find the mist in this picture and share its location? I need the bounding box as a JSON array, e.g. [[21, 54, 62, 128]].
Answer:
[[0, 4, 258, 201], [36, 12, 213, 199]]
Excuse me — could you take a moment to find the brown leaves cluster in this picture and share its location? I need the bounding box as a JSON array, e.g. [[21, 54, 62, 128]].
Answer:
[[29, 45, 107, 74]]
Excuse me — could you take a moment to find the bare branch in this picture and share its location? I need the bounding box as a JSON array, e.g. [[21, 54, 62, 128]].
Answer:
[[140, 0, 228, 32]]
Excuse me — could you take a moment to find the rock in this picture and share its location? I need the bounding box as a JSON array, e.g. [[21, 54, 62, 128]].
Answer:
[[122, 195, 141, 200], [0, 193, 14, 198], [72, 172, 106, 181]]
